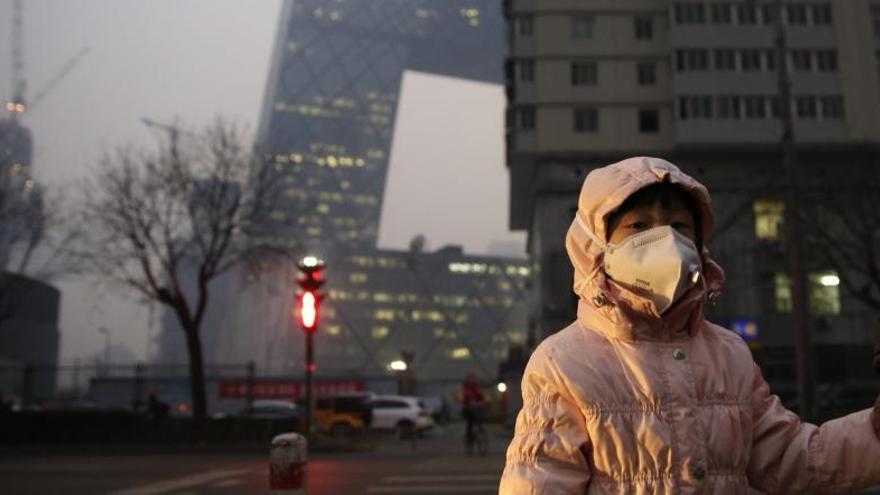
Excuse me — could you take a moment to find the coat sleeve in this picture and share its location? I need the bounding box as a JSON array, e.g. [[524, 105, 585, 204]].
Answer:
[[499, 347, 591, 495], [746, 363, 880, 494]]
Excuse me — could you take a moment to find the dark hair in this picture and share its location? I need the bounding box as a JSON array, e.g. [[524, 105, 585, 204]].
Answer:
[[606, 182, 703, 248]]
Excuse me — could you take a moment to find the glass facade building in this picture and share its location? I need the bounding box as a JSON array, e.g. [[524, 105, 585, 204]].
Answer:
[[255, 0, 505, 248], [157, 1, 526, 382]]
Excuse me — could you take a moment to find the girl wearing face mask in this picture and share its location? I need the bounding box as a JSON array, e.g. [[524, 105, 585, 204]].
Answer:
[[499, 157, 880, 494]]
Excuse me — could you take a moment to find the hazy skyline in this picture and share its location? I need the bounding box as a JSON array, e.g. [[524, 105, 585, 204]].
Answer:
[[0, 0, 524, 364]]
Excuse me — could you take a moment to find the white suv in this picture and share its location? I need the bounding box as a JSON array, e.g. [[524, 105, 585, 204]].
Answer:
[[369, 395, 434, 436]]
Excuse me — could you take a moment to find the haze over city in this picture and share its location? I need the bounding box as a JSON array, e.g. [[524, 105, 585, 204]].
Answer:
[[0, 0, 524, 365]]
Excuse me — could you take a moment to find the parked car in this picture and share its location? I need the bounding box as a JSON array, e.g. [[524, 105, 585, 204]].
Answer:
[[235, 400, 301, 421], [369, 395, 433, 437], [313, 392, 375, 437]]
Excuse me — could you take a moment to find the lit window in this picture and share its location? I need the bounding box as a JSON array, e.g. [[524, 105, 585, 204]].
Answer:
[[774, 273, 793, 312], [451, 347, 471, 359], [571, 62, 598, 86], [634, 17, 653, 39], [326, 325, 341, 336], [574, 108, 598, 133], [811, 271, 841, 315], [349, 272, 367, 284], [571, 16, 595, 39], [775, 271, 842, 315], [639, 109, 660, 133], [637, 62, 656, 85], [371, 326, 389, 339], [754, 200, 785, 240]]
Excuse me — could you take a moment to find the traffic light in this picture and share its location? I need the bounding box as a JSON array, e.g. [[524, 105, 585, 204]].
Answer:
[[296, 256, 325, 332]]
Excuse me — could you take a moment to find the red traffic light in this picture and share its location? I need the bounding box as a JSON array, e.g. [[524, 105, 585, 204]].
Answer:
[[300, 290, 318, 331]]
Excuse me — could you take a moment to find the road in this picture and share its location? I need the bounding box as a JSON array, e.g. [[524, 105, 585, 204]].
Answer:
[[0, 422, 508, 495]]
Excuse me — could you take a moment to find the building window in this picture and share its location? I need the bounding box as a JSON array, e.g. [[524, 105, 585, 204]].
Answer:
[[571, 16, 595, 39], [760, 4, 780, 25], [519, 60, 535, 82], [678, 96, 713, 120], [637, 62, 657, 85], [811, 4, 833, 25], [717, 95, 742, 119], [571, 62, 598, 86], [738, 3, 759, 24], [820, 96, 845, 119], [639, 109, 660, 133], [676, 49, 709, 71], [744, 96, 767, 118], [776, 271, 842, 315], [711, 3, 733, 24], [774, 273, 793, 312], [674, 3, 706, 24], [516, 15, 534, 36], [714, 49, 737, 70], [764, 49, 777, 71], [810, 271, 841, 315], [574, 108, 599, 133], [796, 96, 818, 119], [815, 50, 838, 71], [754, 200, 785, 240], [518, 106, 535, 130], [873, 4, 880, 37], [790, 49, 813, 71], [740, 49, 762, 71], [634, 16, 654, 39], [787, 4, 808, 25]]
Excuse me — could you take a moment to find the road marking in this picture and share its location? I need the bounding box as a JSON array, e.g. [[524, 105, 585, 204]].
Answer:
[[367, 485, 497, 493], [383, 475, 499, 483], [212, 478, 243, 487], [109, 469, 248, 495]]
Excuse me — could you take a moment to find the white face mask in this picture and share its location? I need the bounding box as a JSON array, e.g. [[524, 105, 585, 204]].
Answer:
[[603, 225, 703, 314]]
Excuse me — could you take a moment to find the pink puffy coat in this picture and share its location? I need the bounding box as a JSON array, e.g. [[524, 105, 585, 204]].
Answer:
[[499, 157, 880, 494]]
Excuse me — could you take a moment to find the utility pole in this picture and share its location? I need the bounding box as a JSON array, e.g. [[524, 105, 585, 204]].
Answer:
[[773, 0, 814, 421]]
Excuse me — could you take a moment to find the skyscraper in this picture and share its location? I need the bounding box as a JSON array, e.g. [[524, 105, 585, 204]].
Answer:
[[255, 0, 505, 248]]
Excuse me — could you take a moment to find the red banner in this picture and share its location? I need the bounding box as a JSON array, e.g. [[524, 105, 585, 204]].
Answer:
[[218, 380, 366, 400]]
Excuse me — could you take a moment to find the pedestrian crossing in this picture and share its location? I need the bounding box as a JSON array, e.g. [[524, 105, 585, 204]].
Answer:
[[366, 471, 500, 494]]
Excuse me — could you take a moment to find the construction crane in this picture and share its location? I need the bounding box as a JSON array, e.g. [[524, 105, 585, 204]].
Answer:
[[6, 0, 90, 117]]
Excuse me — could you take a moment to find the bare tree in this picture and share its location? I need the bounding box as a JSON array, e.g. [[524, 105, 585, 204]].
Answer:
[[77, 118, 285, 427], [804, 166, 880, 314]]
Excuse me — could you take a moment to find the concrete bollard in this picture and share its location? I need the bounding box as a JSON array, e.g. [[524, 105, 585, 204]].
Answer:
[[270, 432, 308, 494]]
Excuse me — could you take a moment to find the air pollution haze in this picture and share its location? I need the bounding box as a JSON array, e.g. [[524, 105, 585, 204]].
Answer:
[[0, 0, 524, 364]]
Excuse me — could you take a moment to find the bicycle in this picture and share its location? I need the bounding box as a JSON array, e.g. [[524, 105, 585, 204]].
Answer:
[[464, 404, 489, 456]]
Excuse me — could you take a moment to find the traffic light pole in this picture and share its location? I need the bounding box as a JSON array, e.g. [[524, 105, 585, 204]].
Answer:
[[304, 329, 314, 441]]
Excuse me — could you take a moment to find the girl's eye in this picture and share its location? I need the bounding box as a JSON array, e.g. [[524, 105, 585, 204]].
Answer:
[[672, 222, 691, 230], [628, 222, 647, 230]]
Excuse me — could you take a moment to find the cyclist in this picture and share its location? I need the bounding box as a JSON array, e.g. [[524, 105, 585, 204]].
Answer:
[[461, 372, 485, 452]]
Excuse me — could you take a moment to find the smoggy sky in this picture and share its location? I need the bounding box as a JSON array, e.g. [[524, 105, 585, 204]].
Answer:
[[0, 0, 525, 364]]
